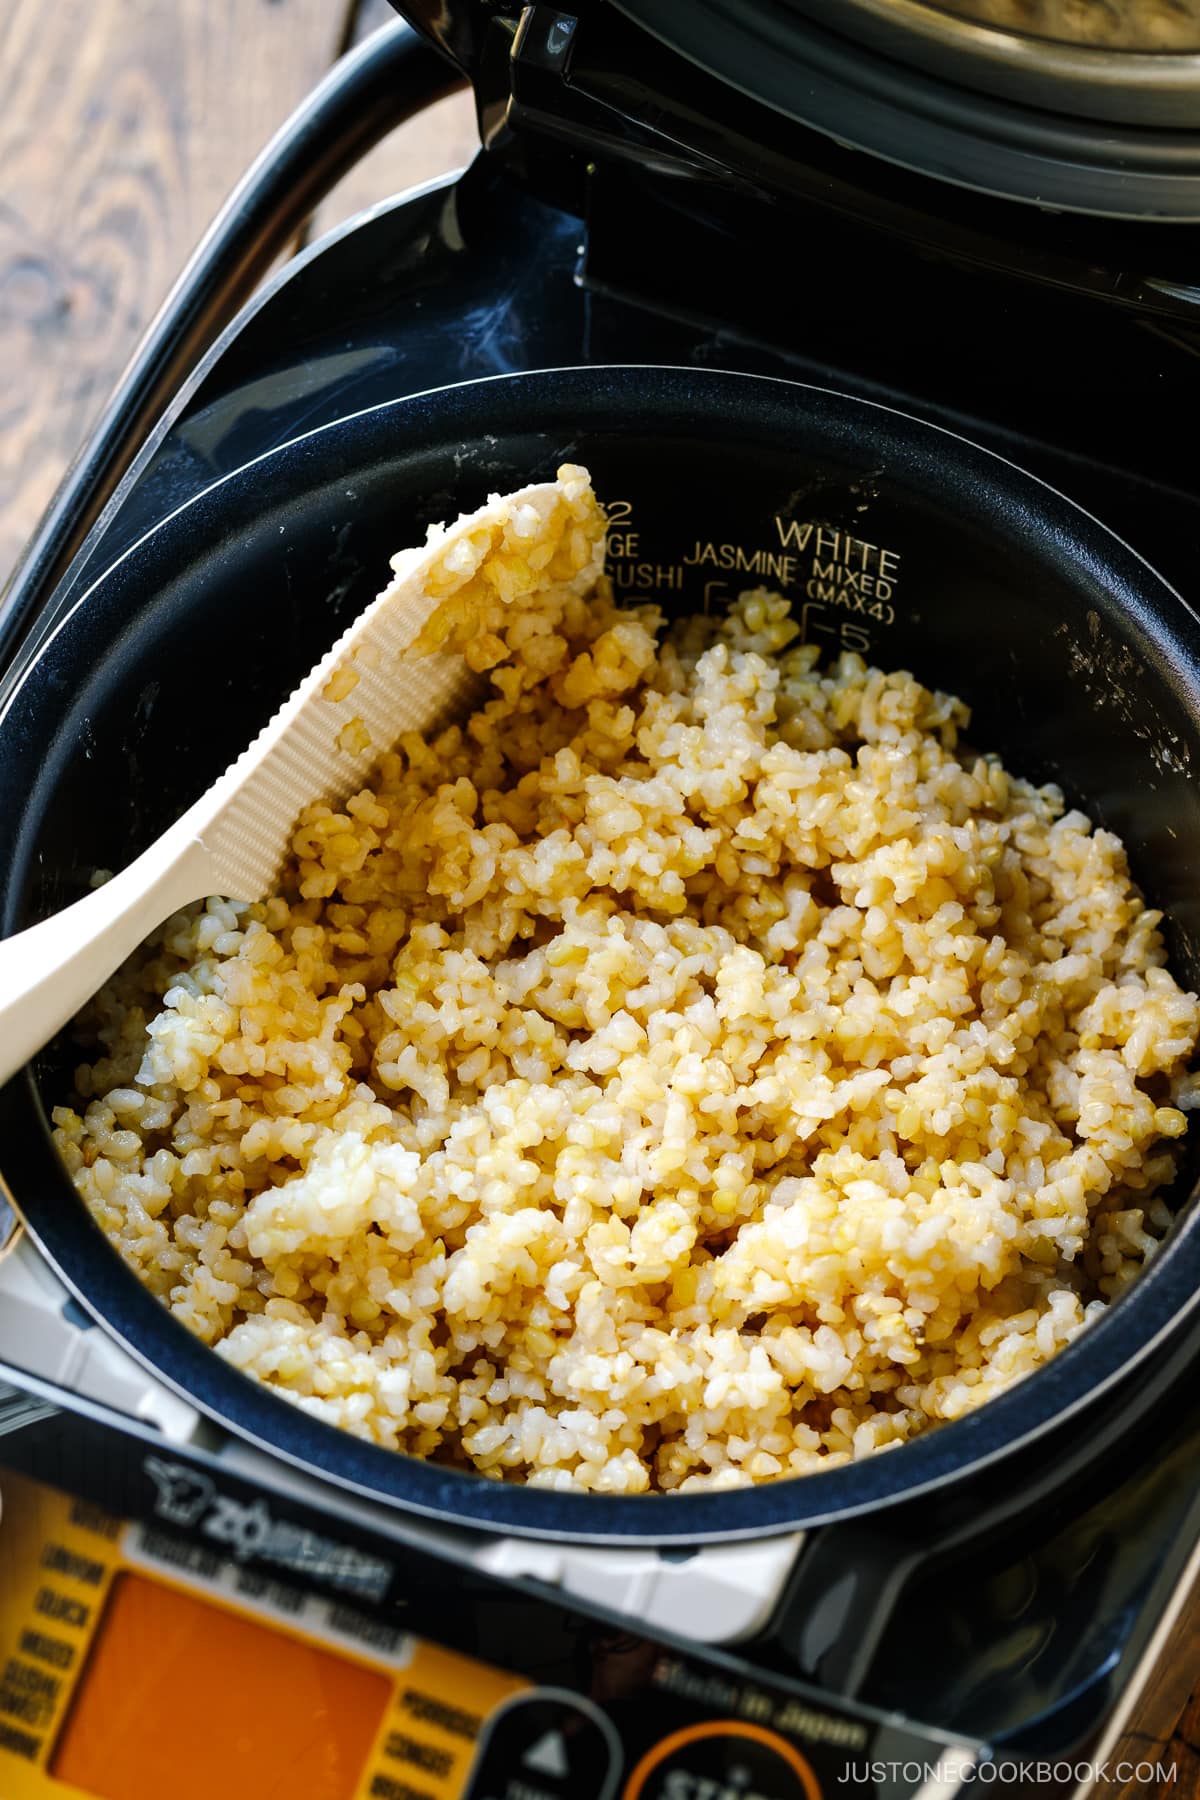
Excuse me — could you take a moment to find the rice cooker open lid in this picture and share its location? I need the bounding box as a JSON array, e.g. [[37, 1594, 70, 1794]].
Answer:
[[397, 0, 1200, 219]]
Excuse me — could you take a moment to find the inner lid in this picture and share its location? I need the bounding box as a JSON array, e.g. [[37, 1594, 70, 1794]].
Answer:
[[398, 0, 1200, 217], [605, 0, 1200, 210], [609, 0, 1200, 102]]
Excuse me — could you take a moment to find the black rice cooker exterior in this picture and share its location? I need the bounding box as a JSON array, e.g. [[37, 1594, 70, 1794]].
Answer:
[[1, 366, 1198, 1544]]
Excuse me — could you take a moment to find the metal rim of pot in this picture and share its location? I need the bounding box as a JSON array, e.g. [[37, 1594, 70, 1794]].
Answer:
[[1, 364, 1199, 1546]]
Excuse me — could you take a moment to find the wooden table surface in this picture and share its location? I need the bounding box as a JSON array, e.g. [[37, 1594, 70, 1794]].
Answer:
[[0, 0, 477, 582], [0, 4, 1196, 1793]]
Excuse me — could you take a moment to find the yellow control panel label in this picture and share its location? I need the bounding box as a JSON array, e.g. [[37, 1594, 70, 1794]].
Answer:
[[0, 1472, 525, 1800]]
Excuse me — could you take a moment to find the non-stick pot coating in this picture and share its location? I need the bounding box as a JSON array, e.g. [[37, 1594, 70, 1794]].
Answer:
[[2, 366, 1199, 1543]]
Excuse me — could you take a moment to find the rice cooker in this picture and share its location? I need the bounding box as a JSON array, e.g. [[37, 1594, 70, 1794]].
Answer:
[[0, 9, 1198, 1800]]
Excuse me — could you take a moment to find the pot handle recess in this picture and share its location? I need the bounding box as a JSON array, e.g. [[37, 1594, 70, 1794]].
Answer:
[[775, 1305, 1200, 1707], [0, 1230, 200, 1441]]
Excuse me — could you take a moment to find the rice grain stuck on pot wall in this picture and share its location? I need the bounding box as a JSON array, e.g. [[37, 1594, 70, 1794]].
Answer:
[[52, 466, 1200, 1494]]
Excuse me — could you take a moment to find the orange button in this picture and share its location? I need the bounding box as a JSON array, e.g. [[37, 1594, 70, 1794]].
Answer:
[[624, 1719, 822, 1800]]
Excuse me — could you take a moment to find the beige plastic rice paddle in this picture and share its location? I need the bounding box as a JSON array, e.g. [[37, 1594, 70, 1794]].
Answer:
[[0, 470, 604, 1086]]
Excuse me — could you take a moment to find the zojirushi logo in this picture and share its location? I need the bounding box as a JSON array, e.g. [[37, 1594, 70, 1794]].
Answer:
[[143, 1456, 392, 1601]]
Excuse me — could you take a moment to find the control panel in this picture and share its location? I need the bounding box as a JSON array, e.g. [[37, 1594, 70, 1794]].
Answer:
[[0, 1377, 981, 1800]]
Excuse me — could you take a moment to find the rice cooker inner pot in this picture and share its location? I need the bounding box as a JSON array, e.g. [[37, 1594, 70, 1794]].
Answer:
[[2, 366, 1200, 1542]]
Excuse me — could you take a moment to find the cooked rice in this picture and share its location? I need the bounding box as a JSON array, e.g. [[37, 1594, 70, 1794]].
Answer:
[[53, 466, 1200, 1494]]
